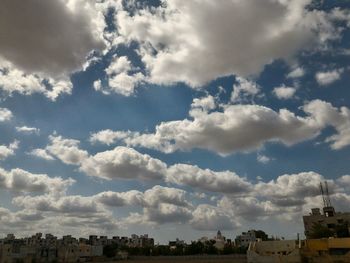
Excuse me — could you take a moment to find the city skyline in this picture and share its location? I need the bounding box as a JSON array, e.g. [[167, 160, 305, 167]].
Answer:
[[1, 0, 350, 244]]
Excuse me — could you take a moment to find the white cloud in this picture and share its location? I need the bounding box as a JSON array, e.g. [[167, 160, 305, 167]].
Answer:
[[287, 67, 305, 78], [0, 167, 74, 194], [304, 100, 350, 150], [255, 172, 324, 201], [96, 56, 145, 96], [46, 135, 89, 165], [80, 146, 167, 181], [190, 204, 237, 231], [115, 0, 338, 88], [231, 77, 260, 103], [0, 140, 19, 161], [107, 103, 321, 155], [191, 95, 216, 112], [273, 85, 296, 100], [16, 126, 40, 134], [95, 190, 144, 207], [27, 149, 55, 161], [0, 0, 105, 77], [257, 154, 272, 164], [166, 164, 252, 194], [90, 129, 132, 145], [0, 108, 12, 122], [315, 68, 344, 86], [0, 66, 73, 100], [0, 0, 107, 100], [98, 99, 350, 154], [218, 196, 279, 221]]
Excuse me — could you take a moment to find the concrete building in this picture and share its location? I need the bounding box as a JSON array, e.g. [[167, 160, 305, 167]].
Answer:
[[248, 238, 350, 263], [303, 207, 350, 239], [236, 230, 259, 247], [1, 232, 157, 262], [247, 240, 302, 263], [213, 230, 226, 250]]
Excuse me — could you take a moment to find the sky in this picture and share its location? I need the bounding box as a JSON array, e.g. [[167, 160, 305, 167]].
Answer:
[[1, 0, 350, 244]]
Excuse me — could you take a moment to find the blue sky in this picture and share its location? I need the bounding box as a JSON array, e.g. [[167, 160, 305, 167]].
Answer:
[[1, 0, 350, 243]]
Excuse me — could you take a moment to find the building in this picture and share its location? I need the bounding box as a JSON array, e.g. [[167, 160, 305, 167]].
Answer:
[[303, 182, 350, 239], [247, 239, 302, 263], [236, 230, 259, 247], [248, 238, 350, 263], [213, 230, 226, 250], [303, 207, 350, 238]]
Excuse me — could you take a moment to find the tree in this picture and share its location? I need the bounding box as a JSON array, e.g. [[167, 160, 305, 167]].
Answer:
[[335, 221, 350, 238], [255, 230, 268, 241], [103, 243, 118, 258], [309, 223, 334, 239]]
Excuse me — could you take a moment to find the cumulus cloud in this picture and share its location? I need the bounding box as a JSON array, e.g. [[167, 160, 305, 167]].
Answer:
[[90, 129, 132, 145], [0, 0, 105, 76], [80, 146, 167, 181], [231, 77, 260, 103], [0, 107, 12, 122], [190, 204, 237, 231], [6, 168, 350, 231], [273, 85, 296, 100], [27, 149, 55, 161], [255, 172, 324, 200], [0, 167, 74, 194], [167, 164, 252, 194], [13, 195, 101, 215], [95, 56, 145, 96], [287, 67, 305, 78], [0, 140, 19, 161], [0, 67, 73, 100], [101, 56, 144, 96], [257, 154, 272, 164], [10, 194, 120, 235], [46, 135, 89, 165], [218, 196, 279, 221], [114, 0, 339, 89], [0, 0, 107, 100], [95, 190, 144, 207], [16, 126, 40, 134], [191, 95, 216, 112], [143, 204, 193, 224], [304, 100, 350, 150], [94, 99, 350, 154], [315, 68, 344, 86]]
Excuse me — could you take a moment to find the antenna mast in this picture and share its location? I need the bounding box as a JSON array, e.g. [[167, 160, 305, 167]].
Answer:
[[320, 182, 327, 207], [324, 181, 332, 207]]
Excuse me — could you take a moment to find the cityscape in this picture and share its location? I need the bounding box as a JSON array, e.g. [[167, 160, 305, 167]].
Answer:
[[1, 0, 350, 263], [2, 184, 350, 262]]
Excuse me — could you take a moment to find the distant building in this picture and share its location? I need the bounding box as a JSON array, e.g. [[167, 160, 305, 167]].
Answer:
[[235, 230, 259, 247], [213, 230, 226, 250], [169, 238, 185, 250], [0, 232, 153, 262]]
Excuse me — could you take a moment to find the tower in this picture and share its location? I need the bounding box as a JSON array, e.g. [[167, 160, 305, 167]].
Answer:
[[320, 181, 335, 217]]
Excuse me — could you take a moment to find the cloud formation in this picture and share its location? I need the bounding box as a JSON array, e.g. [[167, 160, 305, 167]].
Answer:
[[0, 140, 19, 161], [0, 167, 74, 194], [114, 0, 338, 89], [273, 85, 296, 100], [0, 0, 105, 77], [315, 68, 344, 86], [0, 108, 12, 122], [91, 99, 350, 154], [16, 126, 40, 135]]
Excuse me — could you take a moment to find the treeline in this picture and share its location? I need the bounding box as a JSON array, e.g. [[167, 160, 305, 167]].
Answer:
[[103, 241, 247, 258]]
